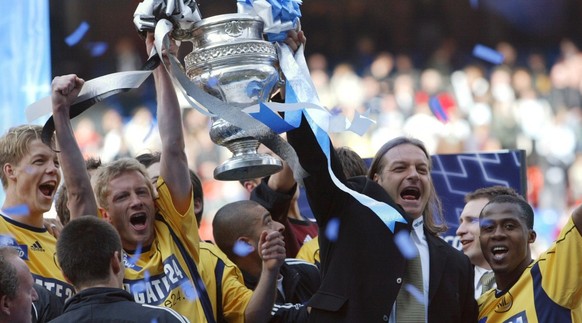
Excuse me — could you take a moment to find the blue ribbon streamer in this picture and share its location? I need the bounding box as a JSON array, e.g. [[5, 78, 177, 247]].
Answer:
[[274, 46, 407, 233], [249, 103, 296, 134]]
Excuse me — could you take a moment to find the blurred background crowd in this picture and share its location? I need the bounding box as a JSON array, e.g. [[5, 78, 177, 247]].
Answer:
[[7, 0, 582, 245]]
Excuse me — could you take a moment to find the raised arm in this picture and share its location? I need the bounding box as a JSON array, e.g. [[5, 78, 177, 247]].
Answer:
[[146, 33, 191, 214], [269, 159, 297, 192], [286, 115, 348, 225], [51, 75, 97, 219]]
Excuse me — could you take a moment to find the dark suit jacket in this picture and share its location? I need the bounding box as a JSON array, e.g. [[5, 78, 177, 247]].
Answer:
[[287, 116, 477, 323]]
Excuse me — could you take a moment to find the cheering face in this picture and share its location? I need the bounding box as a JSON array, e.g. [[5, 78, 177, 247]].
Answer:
[[457, 198, 490, 268], [373, 144, 431, 219], [4, 139, 60, 216], [101, 170, 156, 251], [479, 202, 535, 275]]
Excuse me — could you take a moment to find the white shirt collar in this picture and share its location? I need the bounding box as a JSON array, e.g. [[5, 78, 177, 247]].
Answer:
[[412, 216, 424, 238]]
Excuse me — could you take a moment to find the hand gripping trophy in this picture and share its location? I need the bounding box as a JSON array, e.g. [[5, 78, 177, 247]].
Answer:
[[134, 0, 301, 181]]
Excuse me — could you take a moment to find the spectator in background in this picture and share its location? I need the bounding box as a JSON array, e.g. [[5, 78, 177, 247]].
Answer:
[[0, 246, 38, 323], [122, 106, 161, 157], [114, 37, 142, 72], [74, 117, 102, 159], [100, 108, 130, 163], [456, 185, 521, 298]]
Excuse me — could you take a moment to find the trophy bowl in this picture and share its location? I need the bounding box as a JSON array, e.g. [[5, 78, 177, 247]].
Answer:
[[184, 13, 283, 181]]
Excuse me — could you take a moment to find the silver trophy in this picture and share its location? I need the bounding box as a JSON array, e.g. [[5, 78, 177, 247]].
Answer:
[[183, 14, 283, 181]]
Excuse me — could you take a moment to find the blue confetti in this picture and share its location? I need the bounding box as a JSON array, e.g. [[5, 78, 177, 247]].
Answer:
[[86, 42, 108, 57], [181, 281, 199, 301], [207, 77, 219, 88], [472, 44, 504, 65], [2, 204, 30, 217], [325, 218, 340, 242], [196, 278, 206, 293], [151, 319, 158, 323], [428, 96, 448, 122], [470, 0, 478, 9], [132, 281, 146, 293], [144, 270, 150, 282], [403, 283, 424, 303], [479, 218, 494, 229], [126, 243, 143, 267], [394, 230, 418, 259], [233, 240, 254, 257], [65, 21, 90, 46], [246, 81, 262, 98]]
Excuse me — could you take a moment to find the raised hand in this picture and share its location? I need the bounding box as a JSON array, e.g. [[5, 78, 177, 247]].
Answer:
[[51, 74, 84, 113], [284, 22, 306, 53], [259, 230, 286, 271]]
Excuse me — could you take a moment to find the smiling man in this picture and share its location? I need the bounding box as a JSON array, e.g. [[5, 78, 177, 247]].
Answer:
[[287, 110, 476, 322], [85, 33, 219, 322], [456, 186, 520, 298], [478, 195, 582, 322], [0, 74, 97, 304]]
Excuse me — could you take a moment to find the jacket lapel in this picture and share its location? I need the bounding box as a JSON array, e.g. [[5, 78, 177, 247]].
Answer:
[[426, 231, 449, 303]]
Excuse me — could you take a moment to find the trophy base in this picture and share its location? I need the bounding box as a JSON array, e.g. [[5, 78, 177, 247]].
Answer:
[[214, 153, 283, 181]]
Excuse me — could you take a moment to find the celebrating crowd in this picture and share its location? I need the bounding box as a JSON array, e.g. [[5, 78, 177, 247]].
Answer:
[[0, 17, 581, 323], [57, 38, 582, 240]]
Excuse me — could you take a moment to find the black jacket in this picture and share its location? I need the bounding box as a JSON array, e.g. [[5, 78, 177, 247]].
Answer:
[[244, 258, 321, 323], [48, 287, 189, 323], [33, 284, 64, 323], [287, 115, 477, 323]]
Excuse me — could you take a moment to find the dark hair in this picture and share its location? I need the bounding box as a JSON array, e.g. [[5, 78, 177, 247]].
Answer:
[[0, 247, 19, 299], [55, 157, 102, 226], [135, 152, 162, 168], [57, 216, 121, 288], [85, 157, 102, 171], [465, 185, 521, 203], [189, 169, 204, 224], [482, 195, 534, 229], [336, 146, 368, 178], [368, 137, 446, 235], [213, 200, 263, 260], [136, 152, 204, 223]]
